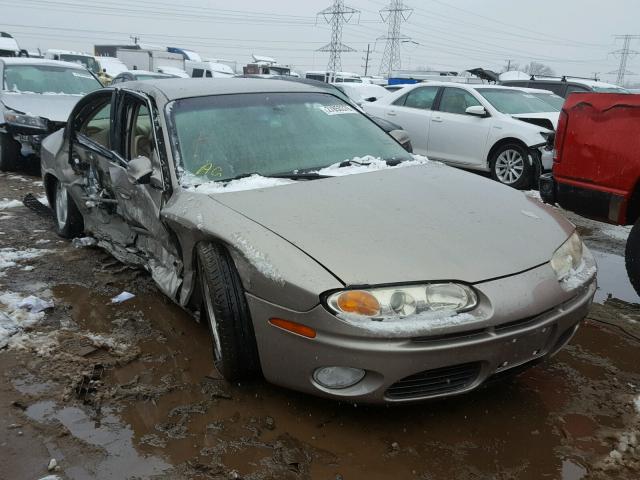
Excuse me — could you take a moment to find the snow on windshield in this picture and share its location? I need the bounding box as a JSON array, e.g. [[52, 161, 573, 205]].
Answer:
[[184, 155, 431, 195]]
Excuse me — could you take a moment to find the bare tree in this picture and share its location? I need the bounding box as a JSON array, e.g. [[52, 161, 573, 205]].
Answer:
[[523, 61, 555, 76]]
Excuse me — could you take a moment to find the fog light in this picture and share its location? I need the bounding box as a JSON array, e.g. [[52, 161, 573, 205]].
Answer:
[[313, 366, 365, 389]]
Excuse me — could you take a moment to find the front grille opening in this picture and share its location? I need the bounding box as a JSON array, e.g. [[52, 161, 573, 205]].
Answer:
[[385, 362, 481, 400], [412, 328, 487, 344], [494, 308, 554, 334]]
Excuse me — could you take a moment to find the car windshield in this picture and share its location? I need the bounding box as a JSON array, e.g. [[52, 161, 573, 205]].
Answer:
[[477, 88, 560, 113], [592, 86, 630, 93], [168, 92, 411, 183], [59, 54, 100, 74], [2, 65, 101, 94], [531, 92, 565, 110]]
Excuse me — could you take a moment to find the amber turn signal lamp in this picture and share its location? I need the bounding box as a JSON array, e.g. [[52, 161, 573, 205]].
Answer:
[[269, 318, 317, 338], [336, 290, 381, 316]]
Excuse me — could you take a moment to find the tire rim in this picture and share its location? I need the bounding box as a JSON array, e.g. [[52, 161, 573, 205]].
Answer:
[[495, 149, 524, 185], [200, 263, 223, 363], [55, 184, 68, 231]]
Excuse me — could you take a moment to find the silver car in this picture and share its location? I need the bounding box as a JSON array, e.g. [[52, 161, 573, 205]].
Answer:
[[0, 57, 102, 170], [40, 79, 597, 404]]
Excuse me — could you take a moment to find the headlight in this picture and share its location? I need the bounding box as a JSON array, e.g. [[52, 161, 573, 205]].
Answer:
[[326, 283, 478, 319], [3, 111, 49, 131], [550, 231, 584, 280]]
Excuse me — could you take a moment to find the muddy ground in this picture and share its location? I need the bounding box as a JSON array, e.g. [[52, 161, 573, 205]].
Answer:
[[0, 171, 639, 480]]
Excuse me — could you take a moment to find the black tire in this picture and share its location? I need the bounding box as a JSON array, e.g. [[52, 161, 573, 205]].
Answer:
[[625, 219, 640, 297], [489, 142, 535, 190], [197, 242, 261, 381], [0, 132, 20, 172], [52, 178, 84, 238]]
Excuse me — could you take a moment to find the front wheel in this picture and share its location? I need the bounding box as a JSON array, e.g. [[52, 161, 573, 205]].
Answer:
[[490, 143, 534, 190], [625, 219, 640, 297], [52, 179, 84, 238], [0, 133, 20, 172], [197, 242, 261, 381]]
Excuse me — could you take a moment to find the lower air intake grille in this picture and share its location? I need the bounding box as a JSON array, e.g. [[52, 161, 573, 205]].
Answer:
[[385, 362, 481, 400]]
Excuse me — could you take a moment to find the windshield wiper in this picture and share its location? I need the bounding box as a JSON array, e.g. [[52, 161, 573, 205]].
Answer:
[[267, 171, 330, 180]]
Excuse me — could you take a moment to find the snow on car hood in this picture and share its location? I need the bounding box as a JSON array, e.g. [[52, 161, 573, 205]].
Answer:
[[1, 92, 81, 123], [511, 112, 559, 130], [211, 163, 574, 285]]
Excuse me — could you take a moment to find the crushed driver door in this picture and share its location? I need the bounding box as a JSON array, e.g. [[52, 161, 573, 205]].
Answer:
[[107, 88, 183, 298]]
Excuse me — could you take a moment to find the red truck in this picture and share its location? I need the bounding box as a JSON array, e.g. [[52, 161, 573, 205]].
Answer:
[[539, 92, 640, 295]]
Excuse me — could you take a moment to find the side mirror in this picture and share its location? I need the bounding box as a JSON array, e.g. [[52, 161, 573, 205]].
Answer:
[[465, 106, 488, 117], [389, 129, 413, 153], [127, 155, 153, 185]]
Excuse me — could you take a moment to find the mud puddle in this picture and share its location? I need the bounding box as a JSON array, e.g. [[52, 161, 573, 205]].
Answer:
[[591, 249, 638, 304]]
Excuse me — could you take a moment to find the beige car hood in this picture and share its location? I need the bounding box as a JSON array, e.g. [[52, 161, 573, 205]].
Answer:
[[211, 164, 573, 286]]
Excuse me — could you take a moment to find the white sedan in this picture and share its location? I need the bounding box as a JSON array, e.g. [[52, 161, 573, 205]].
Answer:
[[363, 82, 559, 189]]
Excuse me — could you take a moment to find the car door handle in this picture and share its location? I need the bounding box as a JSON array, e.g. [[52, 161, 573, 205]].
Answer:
[[118, 191, 131, 200], [386, 111, 397, 116], [432, 117, 443, 123]]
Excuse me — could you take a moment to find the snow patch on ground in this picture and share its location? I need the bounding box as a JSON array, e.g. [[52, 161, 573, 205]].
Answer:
[[0, 292, 50, 349], [524, 190, 542, 201], [0, 247, 49, 272], [339, 310, 477, 337], [634, 395, 640, 415], [232, 233, 285, 286], [0, 198, 22, 209], [600, 224, 631, 242]]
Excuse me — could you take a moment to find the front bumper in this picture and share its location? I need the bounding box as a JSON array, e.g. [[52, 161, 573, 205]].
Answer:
[[248, 261, 596, 404]]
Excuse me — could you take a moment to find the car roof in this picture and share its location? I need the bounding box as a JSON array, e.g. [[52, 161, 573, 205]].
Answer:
[[0, 57, 89, 69], [127, 78, 337, 100], [506, 76, 622, 89]]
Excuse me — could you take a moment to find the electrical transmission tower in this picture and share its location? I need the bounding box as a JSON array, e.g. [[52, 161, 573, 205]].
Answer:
[[317, 1, 360, 73], [378, 0, 413, 77], [609, 34, 640, 86]]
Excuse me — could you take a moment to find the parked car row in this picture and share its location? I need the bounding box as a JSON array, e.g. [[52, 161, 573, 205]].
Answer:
[[38, 77, 596, 403]]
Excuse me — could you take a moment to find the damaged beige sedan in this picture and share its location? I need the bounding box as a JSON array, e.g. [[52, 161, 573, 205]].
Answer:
[[40, 79, 597, 403]]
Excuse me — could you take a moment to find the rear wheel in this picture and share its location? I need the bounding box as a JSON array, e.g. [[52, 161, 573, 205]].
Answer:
[[490, 142, 534, 190], [53, 179, 84, 238], [625, 219, 640, 297], [197, 242, 261, 381], [0, 133, 20, 172]]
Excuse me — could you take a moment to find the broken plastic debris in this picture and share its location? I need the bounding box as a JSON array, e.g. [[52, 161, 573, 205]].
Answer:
[[111, 291, 135, 304], [47, 458, 58, 471], [72, 237, 97, 248], [17, 296, 54, 313]]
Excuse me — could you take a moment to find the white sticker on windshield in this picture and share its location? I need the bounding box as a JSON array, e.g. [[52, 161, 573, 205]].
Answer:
[[319, 104, 356, 115], [72, 72, 94, 79]]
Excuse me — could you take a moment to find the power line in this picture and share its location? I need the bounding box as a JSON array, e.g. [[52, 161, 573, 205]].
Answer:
[[609, 34, 640, 86], [378, 0, 412, 76], [317, 0, 360, 72]]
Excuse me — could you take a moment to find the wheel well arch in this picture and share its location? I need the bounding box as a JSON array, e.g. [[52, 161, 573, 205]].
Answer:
[[487, 137, 529, 167], [43, 173, 58, 208], [626, 179, 640, 225]]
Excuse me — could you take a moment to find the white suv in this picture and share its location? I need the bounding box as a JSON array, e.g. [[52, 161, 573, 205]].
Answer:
[[363, 82, 560, 189]]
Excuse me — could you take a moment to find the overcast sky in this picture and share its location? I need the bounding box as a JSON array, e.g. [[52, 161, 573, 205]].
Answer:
[[2, 0, 639, 83]]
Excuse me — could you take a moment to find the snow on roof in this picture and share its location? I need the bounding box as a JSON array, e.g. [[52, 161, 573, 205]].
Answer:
[[0, 37, 20, 52], [46, 49, 92, 57]]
